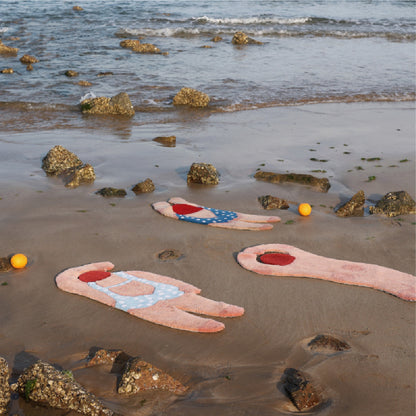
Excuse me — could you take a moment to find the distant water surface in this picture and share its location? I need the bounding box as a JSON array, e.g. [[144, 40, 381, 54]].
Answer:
[[0, 0, 415, 130]]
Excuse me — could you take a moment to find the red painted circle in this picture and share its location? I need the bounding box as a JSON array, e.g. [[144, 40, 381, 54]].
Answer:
[[258, 252, 296, 266], [172, 204, 204, 215], [78, 270, 111, 282]]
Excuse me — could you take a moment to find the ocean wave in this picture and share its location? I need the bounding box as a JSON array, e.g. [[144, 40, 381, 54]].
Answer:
[[117, 26, 415, 41], [192, 16, 311, 25]]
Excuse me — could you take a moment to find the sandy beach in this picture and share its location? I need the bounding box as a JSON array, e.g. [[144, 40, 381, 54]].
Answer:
[[0, 102, 415, 415]]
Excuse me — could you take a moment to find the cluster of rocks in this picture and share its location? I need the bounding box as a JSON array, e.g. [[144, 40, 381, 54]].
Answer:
[[335, 190, 415, 218], [120, 39, 165, 54], [42, 145, 95, 188], [80, 92, 135, 116], [0, 40, 40, 72], [0, 350, 187, 415]]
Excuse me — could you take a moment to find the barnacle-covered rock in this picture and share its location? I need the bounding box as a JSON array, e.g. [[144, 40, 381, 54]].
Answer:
[[19, 54, 39, 64], [132, 178, 155, 194], [369, 191, 416, 217], [78, 80, 92, 86], [152, 135, 176, 147], [120, 39, 161, 54], [65, 70, 79, 77], [0, 41, 18, 55], [65, 164, 95, 188], [307, 334, 351, 353], [118, 357, 187, 395], [42, 145, 83, 176], [0, 68, 13, 74], [14, 360, 114, 415], [335, 190, 365, 217], [86, 348, 130, 368], [0, 258, 12, 272], [95, 187, 127, 198], [187, 162, 219, 185], [258, 195, 289, 210], [232, 31, 263, 45], [173, 87, 210, 108], [80, 92, 135, 116], [254, 171, 330, 193], [0, 357, 10, 415]]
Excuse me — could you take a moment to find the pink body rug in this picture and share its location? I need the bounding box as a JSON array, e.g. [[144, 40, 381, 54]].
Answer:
[[55, 262, 244, 332], [152, 197, 280, 230], [237, 244, 416, 301]]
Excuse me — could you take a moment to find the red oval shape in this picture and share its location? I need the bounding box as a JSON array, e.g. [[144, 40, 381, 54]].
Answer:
[[258, 252, 296, 266], [172, 203, 204, 215], [79, 270, 111, 282]]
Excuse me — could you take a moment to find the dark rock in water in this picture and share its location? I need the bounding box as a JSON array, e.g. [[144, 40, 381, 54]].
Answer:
[[13, 360, 114, 415], [173, 87, 210, 108], [307, 334, 351, 353], [369, 191, 416, 217], [78, 80, 92, 86], [65, 70, 79, 77], [281, 368, 322, 411], [132, 178, 155, 194], [42, 145, 83, 176], [211, 36, 223, 42], [254, 170, 331, 193], [117, 357, 188, 395], [73, 5, 83, 11], [80, 92, 135, 116], [232, 31, 263, 45], [96, 187, 127, 198], [65, 164, 96, 188], [0, 68, 13, 74], [0, 257, 12, 272], [26, 64, 33, 71], [0, 357, 10, 415], [0, 40, 18, 55], [96, 72, 113, 77], [120, 39, 161, 54], [158, 249, 183, 261], [258, 195, 289, 210], [20, 54, 39, 64], [335, 190, 365, 217], [153, 135, 176, 147], [187, 162, 219, 185]]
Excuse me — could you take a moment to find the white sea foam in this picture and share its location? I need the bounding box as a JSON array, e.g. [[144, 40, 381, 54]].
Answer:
[[0, 27, 9, 33], [193, 16, 311, 25], [79, 92, 96, 103]]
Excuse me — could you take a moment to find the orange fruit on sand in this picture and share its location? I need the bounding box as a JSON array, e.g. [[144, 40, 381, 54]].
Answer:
[[10, 253, 28, 269], [298, 203, 312, 217]]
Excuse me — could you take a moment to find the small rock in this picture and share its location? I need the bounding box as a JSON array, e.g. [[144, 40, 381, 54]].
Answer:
[[65, 70, 79, 77], [0, 68, 13, 74], [65, 164, 95, 188], [369, 191, 416, 217], [132, 178, 155, 194], [158, 249, 183, 261], [120, 39, 161, 54], [15, 360, 114, 415], [96, 72, 113, 77], [307, 334, 351, 353], [95, 187, 127, 198], [42, 145, 83, 176], [201, 45, 212, 49], [0, 258, 12, 272], [258, 195, 289, 210], [80, 92, 135, 116], [335, 190, 365, 217], [118, 357, 187, 395], [0, 357, 10, 415], [26, 64, 33, 71], [187, 162, 219, 185], [281, 368, 322, 411], [73, 5, 83, 11], [173, 87, 210, 108], [0, 41, 18, 55], [232, 31, 263, 45], [20, 55, 39, 64], [78, 80, 92, 86], [211, 36, 223, 42], [153, 135, 176, 147], [254, 171, 331, 193], [87, 349, 130, 369]]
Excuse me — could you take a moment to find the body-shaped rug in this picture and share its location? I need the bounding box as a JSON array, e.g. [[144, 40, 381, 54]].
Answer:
[[152, 197, 280, 230], [56, 262, 244, 332], [237, 244, 416, 301]]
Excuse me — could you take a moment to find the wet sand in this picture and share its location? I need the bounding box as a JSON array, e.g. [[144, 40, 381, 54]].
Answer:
[[0, 102, 415, 415]]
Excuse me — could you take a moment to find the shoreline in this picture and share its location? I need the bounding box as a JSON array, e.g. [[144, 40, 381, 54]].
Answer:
[[0, 101, 415, 415]]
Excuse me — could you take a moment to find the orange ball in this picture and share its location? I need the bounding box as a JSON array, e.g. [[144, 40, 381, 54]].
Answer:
[[298, 203, 312, 217], [10, 253, 28, 269]]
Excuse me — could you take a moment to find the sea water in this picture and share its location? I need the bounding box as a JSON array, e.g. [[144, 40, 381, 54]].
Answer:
[[0, 0, 414, 131]]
